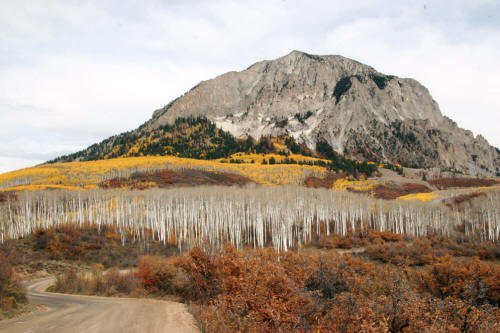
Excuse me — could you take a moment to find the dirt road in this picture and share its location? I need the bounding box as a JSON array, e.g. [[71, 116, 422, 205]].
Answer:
[[0, 277, 199, 333]]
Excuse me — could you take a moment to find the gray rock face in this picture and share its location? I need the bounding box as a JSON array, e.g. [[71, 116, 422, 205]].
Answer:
[[143, 50, 499, 175]]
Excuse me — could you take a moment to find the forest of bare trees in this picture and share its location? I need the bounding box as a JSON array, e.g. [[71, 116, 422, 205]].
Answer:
[[0, 186, 498, 251]]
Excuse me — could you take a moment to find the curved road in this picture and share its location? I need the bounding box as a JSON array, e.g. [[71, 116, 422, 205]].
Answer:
[[0, 278, 199, 333]]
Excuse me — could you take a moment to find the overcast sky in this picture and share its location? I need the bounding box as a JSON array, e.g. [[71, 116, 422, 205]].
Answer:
[[1, 1, 499, 173]]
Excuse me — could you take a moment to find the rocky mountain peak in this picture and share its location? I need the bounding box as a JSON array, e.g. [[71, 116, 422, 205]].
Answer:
[[62, 51, 500, 176]]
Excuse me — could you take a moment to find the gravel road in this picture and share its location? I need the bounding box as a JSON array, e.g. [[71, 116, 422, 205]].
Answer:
[[0, 277, 200, 333]]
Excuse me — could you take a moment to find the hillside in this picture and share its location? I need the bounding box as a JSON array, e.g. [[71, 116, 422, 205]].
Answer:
[[0, 155, 330, 190], [52, 50, 500, 176]]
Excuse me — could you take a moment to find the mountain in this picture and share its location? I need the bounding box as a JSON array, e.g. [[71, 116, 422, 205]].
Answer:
[[53, 50, 500, 176]]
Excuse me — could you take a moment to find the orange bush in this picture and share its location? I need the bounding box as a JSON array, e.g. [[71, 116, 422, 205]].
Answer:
[[196, 247, 314, 332], [175, 247, 219, 301], [368, 231, 403, 242], [365, 240, 440, 266], [317, 231, 373, 250], [416, 256, 500, 306], [427, 177, 497, 190], [134, 256, 178, 294]]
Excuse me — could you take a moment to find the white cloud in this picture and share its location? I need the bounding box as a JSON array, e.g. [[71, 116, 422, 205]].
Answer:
[[0, 0, 499, 173], [320, 8, 500, 149], [0, 157, 44, 174]]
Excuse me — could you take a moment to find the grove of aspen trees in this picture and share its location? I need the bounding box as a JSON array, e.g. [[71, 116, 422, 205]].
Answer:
[[1, 186, 498, 251]]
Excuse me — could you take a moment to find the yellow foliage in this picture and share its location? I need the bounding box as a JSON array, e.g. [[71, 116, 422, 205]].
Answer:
[[0, 184, 84, 192], [332, 178, 379, 192], [228, 164, 326, 186], [0, 154, 328, 191], [398, 192, 438, 202], [273, 143, 287, 151], [219, 153, 328, 164]]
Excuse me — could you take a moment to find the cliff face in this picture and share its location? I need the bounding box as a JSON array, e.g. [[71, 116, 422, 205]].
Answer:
[[60, 51, 500, 175]]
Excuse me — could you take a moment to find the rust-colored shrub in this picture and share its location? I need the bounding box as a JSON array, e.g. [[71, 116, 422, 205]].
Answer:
[[0, 255, 13, 285], [313, 292, 388, 332], [105, 233, 120, 240], [0, 193, 16, 203], [305, 254, 350, 301], [317, 231, 372, 250], [318, 234, 354, 249], [100, 169, 254, 190], [428, 177, 497, 190], [199, 248, 314, 332], [135, 256, 179, 294], [416, 256, 500, 306], [368, 231, 403, 242], [371, 182, 431, 200], [365, 238, 457, 266], [42, 243, 500, 332], [304, 172, 345, 189], [175, 247, 219, 301]]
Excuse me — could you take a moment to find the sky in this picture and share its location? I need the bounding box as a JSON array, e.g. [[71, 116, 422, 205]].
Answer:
[[1, 1, 499, 173]]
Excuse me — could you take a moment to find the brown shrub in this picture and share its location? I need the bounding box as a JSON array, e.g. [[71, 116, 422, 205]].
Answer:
[[313, 292, 388, 332], [368, 231, 403, 243], [372, 182, 432, 200], [52, 266, 140, 296], [0, 193, 16, 203], [316, 293, 500, 333], [444, 192, 486, 208], [365, 239, 443, 266], [42, 243, 500, 332], [14, 224, 180, 268], [365, 236, 500, 267], [52, 269, 81, 293], [198, 248, 314, 332], [318, 234, 354, 249], [305, 253, 350, 301], [100, 169, 253, 190], [0, 254, 13, 285], [103, 268, 138, 296], [175, 247, 219, 301], [0, 254, 26, 315], [428, 177, 497, 190], [316, 230, 374, 250], [416, 256, 500, 306], [134, 256, 183, 294], [304, 172, 345, 189]]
